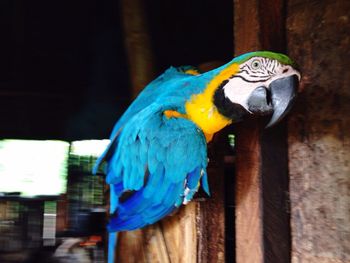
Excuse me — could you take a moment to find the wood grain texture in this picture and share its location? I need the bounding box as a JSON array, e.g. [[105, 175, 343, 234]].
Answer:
[[234, 0, 291, 262], [117, 229, 148, 263], [161, 203, 198, 263], [235, 120, 264, 263], [287, 0, 350, 262], [234, 1, 263, 259], [261, 122, 291, 262], [117, 202, 198, 263], [234, 1, 264, 261], [197, 157, 226, 263], [233, 0, 261, 54]]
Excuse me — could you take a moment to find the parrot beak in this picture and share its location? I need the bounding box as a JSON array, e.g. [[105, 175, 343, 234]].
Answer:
[[247, 74, 299, 128], [265, 74, 299, 128]]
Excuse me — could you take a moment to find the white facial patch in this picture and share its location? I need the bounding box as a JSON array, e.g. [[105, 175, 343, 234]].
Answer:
[[223, 78, 262, 111], [222, 57, 300, 112]]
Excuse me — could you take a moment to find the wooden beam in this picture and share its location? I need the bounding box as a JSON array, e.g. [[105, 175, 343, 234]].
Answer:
[[234, 0, 291, 262], [197, 160, 226, 263], [235, 120, 264, 263], [261, 123, 291, 262], [287, 1, 350, 262], [120, 0, 156, 97]]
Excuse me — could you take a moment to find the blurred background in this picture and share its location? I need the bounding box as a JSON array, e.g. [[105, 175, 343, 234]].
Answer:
[[0, 0, 233, 262]]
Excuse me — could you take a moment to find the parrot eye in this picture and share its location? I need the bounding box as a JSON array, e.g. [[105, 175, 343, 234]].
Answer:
[[251, 59, 262, 70]]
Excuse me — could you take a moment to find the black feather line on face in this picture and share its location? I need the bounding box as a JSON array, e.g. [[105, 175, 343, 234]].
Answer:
[[230, 75, 270, 83], [213, 80, 249, 121]]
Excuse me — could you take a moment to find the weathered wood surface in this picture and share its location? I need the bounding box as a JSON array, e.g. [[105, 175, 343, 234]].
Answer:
[[197, 158, 226, 263], [287, 0, 350, 262], [116, 203, 198, 263], [234, 1, 264, 262], [234, 0, 291, 262], [235, 120, 264, 263]]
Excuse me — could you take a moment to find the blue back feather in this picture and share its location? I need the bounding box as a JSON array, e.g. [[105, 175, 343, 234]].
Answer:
[[94, 65, 219, 232]]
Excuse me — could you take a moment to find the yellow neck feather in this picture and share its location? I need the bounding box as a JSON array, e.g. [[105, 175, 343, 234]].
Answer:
[[185, 63, 239, 138]]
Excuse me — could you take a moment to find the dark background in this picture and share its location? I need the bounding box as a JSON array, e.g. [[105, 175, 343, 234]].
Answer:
[[0, 0, 232, 140]]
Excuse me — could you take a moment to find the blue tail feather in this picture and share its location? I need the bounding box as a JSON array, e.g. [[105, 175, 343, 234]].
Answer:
[[187, 167, 201, 189], [142, 204, 176, 224], [109, 213, 146, 231], [108, 232, 118, 263]]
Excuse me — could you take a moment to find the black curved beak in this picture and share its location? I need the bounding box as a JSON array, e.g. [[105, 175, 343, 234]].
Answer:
[[247, 74, 299, 127], [265, 75, 299, 128]]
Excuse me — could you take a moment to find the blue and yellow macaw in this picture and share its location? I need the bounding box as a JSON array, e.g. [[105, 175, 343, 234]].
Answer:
[[94, 51, 300, 262]]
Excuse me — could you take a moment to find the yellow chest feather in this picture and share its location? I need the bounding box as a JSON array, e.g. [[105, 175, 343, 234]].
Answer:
[[164, 63, 239, 142], [185, 95, 231, 136], [184, 63, 239, 139]]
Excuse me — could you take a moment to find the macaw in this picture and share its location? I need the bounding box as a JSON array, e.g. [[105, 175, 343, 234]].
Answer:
[[94, 51, 300, 262]]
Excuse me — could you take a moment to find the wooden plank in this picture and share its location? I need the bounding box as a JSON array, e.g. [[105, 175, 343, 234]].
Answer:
[[233, 0, 261, 53], [234, 0, 264, 261], [259, 0, 291, 261], [116, 230, 147, 263], [235, 120, 264, 263], [197, 158, 226, 263], [161, 202, 198, 263], [261, 123, 291, 262], [287, 1, 350, 262], [120, 0, 156, 97], [116, 201, 199, 263], [234, 0, 291, 262]]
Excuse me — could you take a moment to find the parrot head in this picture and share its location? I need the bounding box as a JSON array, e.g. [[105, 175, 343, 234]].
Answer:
[[212, 51, 301, 127]]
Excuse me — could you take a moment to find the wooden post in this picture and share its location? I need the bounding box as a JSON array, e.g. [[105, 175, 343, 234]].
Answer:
[[119, 0, 156, 97], [235, 120, 264, 262], [234, 0, 291, 262], [197, 154, 226, 263]]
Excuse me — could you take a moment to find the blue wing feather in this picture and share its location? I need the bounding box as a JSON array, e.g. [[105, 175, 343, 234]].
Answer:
[[93, 65, 214, 171], [105, 103, 208, 232], [93, 65, 219, 232], [201, 170, 210, 195]]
